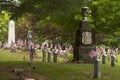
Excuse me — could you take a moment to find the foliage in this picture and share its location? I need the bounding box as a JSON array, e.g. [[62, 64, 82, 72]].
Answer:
[[90, 0, 120, 47], [1, 0, 120, 47], [0, 11, 10, 42], [67, 53, 73, 62], [15, 14, 31, 40], [12, 0, 84, 44]]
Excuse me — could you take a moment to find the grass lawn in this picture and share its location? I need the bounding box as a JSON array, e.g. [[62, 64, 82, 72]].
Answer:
[[0, 49, 120, 80]]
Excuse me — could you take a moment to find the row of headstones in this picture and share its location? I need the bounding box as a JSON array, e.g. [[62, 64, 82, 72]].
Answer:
[[93, 54, 117, 78], [42, 50, 58, 63], [102, 54, 116, 66]]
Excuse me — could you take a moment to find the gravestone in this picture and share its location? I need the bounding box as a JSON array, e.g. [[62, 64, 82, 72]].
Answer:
[[111, 55, 116, 67], [42, 50, 46, 62], [7, 20, 15, 48], [93, 56, 101, 78], [102, 54, 107, 64], [53, 50, 57, 62], [48, 50, 51, 62], [73, 7, 95, 63]]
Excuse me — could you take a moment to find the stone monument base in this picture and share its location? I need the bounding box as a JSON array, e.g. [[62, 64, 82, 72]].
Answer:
[[79, 46, 94, 63], [73, 45, 94, 63]]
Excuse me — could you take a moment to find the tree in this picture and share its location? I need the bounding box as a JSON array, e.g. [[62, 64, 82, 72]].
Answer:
[[0, 11, 10, 42], [12, 0, 85, 44], [90, 0, 120, 47], [11, 0, 120, 47]]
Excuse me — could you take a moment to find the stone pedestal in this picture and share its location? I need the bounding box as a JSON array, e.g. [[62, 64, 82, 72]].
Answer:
[[79, 45, 94, 63]]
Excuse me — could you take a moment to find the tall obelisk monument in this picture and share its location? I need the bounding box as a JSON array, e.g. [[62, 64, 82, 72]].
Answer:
[[8, 20, 15, 46]]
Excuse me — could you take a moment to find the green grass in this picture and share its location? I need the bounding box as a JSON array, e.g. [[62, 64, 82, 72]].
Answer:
[[0, 50, 120, 80], [0, 72, 11, 80]]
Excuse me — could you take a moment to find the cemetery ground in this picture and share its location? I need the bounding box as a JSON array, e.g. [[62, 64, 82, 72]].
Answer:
[[0, 50, 120, 80]]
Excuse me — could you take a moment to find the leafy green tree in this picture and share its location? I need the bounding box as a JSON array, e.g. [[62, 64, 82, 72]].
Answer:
[[0, 11, 10, 42], [90, 0, 120, 47], [11, 0, 120, 47]]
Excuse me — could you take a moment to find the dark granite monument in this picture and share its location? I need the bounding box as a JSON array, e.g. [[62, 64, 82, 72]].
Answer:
[[73, 7, 95, 63]]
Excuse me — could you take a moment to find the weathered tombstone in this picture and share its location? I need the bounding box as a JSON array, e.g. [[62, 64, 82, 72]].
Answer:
[[111, 55, 116, 67], [7, 20, 15, 48], [42, 43, 48, 62], [102, 54, 107, 64], [53, 50, 58, 62], [93, 56, 101, 78], [48, 50, 51, 62], [73, 7, 95, 63], [42, 50, 46, 62]]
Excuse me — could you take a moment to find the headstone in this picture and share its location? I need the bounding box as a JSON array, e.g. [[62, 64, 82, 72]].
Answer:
[[53, 50, 58, 62], [111, 55, 116, 67], [48, 50, 51, 62], [93, 56, 101, 78], [42, 50, 46, 62], [102, 54, 107, 64], [7, 20, 15, 48]]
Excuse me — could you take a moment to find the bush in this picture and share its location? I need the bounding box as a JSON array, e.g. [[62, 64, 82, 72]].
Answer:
[[67, 53, 73, 61]]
